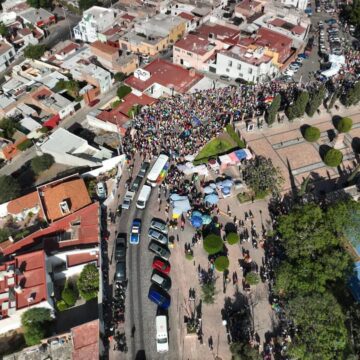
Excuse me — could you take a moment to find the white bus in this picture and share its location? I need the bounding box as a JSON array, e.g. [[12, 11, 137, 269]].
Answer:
[[136, 184, 152, 209], [147, 154, 169, 187], [156, 315, 169, 353]]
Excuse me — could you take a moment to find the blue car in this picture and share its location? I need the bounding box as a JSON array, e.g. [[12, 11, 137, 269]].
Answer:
[[148, 285, 171, 309], [130, 219, 141, 245]]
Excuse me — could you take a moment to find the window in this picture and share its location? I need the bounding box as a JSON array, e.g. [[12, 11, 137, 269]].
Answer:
[[226, 68, 229, 72], [228, 60, 232, 67], [248, 68, 252, 74], [237, 64, 241, 70], [187, 52, 193, 57]]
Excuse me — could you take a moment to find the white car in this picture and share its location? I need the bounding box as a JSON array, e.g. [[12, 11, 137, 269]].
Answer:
[[96, 182, 107, 199]]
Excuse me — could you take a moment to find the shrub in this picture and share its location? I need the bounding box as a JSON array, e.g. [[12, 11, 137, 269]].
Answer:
[[21, 308, 52, 346], [56, 300, 69, 312], [0, 175, 21, 203], [304, 126, 320, 142], [336, 117, 353, 133], [77, 264, 99, 301], [24, 44, 46, 60], [38, 126, 50, 134], [201, 281, 217, 304], [214, 256, 230, 272], [203, 234, 223, 254], [323, 148, 343, 167], [245, 272, 260, 285], [117, 85, 131, 99], [114, 72, 126, 82], [17, 139, 33, 151], [30, 154, 54, 174], [226, 232, 239, 245], [61, 281, 78, 306]]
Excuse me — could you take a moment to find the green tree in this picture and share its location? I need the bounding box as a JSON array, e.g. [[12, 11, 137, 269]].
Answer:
[[61, 280, 78, 307], [243, 156, 283, 196], [336, 117, 353, 133], [265, 94, 281, 125], [77, 263, 99, 301], [303, 126, 320, 142], [26, 0, 52, 8], [0, 117, 18, 139], [285, 91, 309, 121], [287, 292, 348, 360], [0, 22, 8, 37], [341, 81, 360, 106], [114, 72, 126, 82], [323, 148, 343, 167], [117, 85, 131, 99], [225, 124, 246, 148], [24, 44, 46, 60], [203, 234, 223, 254], [17, 139, 33, 151], [0, 175, 21, 203], [245, 272, 259, 285], [230, 342, 262, 360], [306, 85, 325, 117], [79, 0, 98, 10], [31, 154, 54, 174], [226, 232, 239, 245], [21, 308, 52, 346], [201, 281, 217, 304], [55, 79, 81, 98], [214, 256, 229, 272]]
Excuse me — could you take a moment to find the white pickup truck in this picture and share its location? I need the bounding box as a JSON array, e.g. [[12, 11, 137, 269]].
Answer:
[[121, 190, 135, 210]]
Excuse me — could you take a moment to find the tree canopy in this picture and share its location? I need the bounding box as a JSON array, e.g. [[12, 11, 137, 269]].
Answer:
[[21, 307, 52, 345], [287, 292, 348, 360], [26, 0, 52, 8], [285, 91, 309, 121], [265, 94, 281, 125], [226, 232, 239, 245], [336, 117, 353, 133], [117, 85, 132, 99], [0, 175, 21, 203], [214, 256, 229, 271], [306, 85, 325, 117], [303, 126, 320, 142], [24, 44, 46, 60], [31, 154, 55, 175], [79, 0, 98, 11], [323, 148, 343, 167], [203, 234, 223, 254], [243, 156, 283, 196], [77, 263, 99, 301]]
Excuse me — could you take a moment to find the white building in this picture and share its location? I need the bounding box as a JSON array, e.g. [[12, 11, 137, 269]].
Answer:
[[214, 45, 279, 83], [0, 40, 15, 72], [39, 127, 113, 167], [73, 6, 117, 43], [276, 0, 308, 10]]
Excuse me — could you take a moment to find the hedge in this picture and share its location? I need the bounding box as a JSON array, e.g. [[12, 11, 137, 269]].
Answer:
[[203, 234, 223, 255], [214, 256, 230, 272], [303, 126, 320, 142], [245, 272, 260, 285], [323, 148, 343, 167], [226, 232, 239, 245]]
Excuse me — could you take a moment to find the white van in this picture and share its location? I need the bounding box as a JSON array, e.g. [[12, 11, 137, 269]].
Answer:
[[136, 184, 152, 209], [156, 315, 169, 353]]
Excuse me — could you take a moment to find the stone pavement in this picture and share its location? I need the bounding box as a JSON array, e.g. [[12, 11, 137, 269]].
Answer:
[[237, 104, 360, 193], [169, 195, 273, 360]]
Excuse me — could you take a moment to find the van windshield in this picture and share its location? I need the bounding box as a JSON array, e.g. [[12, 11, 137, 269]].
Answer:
[[158, 338, 168, 344]]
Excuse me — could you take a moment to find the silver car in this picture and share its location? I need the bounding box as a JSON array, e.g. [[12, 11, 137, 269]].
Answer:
[[150, 219, 168, 234], [148, 229, 168, 245], [149, 241, 171, 260]]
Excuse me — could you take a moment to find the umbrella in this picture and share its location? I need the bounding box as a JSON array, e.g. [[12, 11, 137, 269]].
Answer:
[[172, 208, 182, 219], [191, 216, 203, 228], [202, 214, 212, 225], [222, 187, 231, 195], [222, 179, 233, 188], [209, 183, 217, 189], [205, 193, 219, 205], [192, 210, 203, 218], [170, 193, 183, 201], [203, 186, 214, 194]]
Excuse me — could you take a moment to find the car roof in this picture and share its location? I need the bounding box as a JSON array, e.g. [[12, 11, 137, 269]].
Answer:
[[133, 219, 141, 226]]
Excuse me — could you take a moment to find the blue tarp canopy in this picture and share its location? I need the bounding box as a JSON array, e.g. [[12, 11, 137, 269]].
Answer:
[[204, 193, 219, 204], [191, 215, 203, 228], [222, 186, 231, 195], [234, 149, 248, 160], [203, 186, 214, 194]]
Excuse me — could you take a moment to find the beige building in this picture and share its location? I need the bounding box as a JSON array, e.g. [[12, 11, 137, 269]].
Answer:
[[119, 14, 186, 56]]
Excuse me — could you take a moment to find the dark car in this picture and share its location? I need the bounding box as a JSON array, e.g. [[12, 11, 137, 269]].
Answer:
[[138, 162, 150, 178], [115, 233, 126, 261], [130, 176, 143, 192], [148, 284, 171, 309], [114, 260, 126, 283], [151, 270, 172, 291]]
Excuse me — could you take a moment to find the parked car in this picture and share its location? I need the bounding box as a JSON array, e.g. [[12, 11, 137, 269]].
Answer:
[[152, 257, 171, 274], [148, 284, 171, 309], [122, 190, 135, 210], [151, 270, 172, 291], [130, 176, 143, 192], [114, 260, 126, 283], [148, 229, 168, 245], [130, 219, 141, 245], [149, 241, 171, 260], [138, 162, 150, 178], [150, 219, 168, 234], [96, 182, 107, 199], [115, 233, 126, 261]]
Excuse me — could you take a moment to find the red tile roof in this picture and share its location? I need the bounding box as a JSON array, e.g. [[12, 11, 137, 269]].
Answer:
[[97, 108, 129, 127], [67, 252, 99, 267], [178, 12, 195, 21], [125, 59, 203, 94], [269, 18, 306, 35], [0, 202, 100, 256], [55, 42, 80, 57], [72, 320, 99, 360], [39, 178, 91, 222], [175, 34, 215, 56], [91, 40, 118, 55], [236, 0, 261, 10], [196, 23, 240, 41], [121, 13, 135, 22], [7, 191, 43, 218]]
